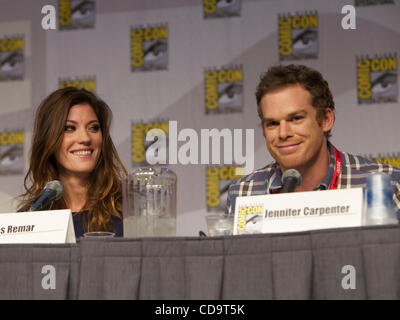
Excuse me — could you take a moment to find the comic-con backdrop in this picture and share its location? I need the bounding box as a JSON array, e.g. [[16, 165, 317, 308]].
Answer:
[[0, 0, 399, 236]]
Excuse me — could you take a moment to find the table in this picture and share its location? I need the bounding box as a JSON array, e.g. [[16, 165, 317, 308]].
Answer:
[[1, 224, 400, 299]]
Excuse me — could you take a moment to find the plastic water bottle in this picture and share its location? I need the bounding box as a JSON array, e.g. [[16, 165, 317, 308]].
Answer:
[[364, 172, 398, 226]]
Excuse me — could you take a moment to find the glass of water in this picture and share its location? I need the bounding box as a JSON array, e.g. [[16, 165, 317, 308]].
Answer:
[[83, 232, 115, 238], [205, 214, 234, 236], [364, 172, 398, 226]]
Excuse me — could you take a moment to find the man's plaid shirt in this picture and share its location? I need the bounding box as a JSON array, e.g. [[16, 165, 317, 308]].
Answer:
[[226, 142, 400, 217]]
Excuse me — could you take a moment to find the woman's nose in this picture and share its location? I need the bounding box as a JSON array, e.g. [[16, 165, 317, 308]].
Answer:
[[77, 128, 91, 144]]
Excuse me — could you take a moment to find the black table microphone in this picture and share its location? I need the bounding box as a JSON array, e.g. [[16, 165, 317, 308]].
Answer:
[[281, 169, 302, 193], [30, 180, 64, 211]]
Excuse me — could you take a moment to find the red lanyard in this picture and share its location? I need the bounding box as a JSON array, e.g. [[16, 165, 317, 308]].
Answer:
[[273, 145, 342, 193], [329, 145, 341, 190]]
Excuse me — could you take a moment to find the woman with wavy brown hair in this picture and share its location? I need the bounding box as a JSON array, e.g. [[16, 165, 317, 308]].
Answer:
[[18, 87, 127, 237]]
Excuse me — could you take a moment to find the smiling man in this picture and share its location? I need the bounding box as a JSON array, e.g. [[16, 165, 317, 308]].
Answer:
[[226, 64, 400, 218]]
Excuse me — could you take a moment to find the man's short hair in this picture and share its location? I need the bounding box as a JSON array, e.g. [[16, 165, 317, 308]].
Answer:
[[255, 64, 335, 138]]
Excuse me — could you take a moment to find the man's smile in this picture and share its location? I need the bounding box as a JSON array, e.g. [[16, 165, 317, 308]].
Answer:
[[277, 142, 302, 154]]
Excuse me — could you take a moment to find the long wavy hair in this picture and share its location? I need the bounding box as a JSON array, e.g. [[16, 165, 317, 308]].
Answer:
[[18, 87, 127, 233]]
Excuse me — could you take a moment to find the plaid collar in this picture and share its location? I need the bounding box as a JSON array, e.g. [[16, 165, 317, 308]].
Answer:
[[269, 141, 336, 192]]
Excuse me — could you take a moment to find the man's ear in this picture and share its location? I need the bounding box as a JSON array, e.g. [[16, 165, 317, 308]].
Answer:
[[259, 120, 266, 138], [322, 108, 335, 133]]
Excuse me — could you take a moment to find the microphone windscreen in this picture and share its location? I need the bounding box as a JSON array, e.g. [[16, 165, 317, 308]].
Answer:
[[281, 169, 302, 186], [44, 180, 64, 200]]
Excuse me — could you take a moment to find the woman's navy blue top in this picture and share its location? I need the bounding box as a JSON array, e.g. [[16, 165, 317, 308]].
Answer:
[[72, 211, 123, 238]]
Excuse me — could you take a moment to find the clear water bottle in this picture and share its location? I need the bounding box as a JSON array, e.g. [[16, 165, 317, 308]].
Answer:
[[364, 172, 398, 226], [122, 167, 177, 237]]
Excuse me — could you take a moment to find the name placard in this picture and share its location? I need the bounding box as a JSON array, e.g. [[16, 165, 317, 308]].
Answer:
[[233, 188, 363, 234], [0, 209, 76, 243]]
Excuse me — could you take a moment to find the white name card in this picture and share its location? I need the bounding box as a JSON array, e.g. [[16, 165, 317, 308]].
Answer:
[[0, 209, 76, 243], [233, 188, 363, 235]]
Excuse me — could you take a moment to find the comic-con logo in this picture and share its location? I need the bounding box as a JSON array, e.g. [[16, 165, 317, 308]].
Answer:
[[278, 11, 318, 61], [355, 0, 394, 6], [367, 153, 400, 168], [131, 120, 169, 167], [0, 130, 24, 175], [130, 24, 168, 72], [58, 0, 95, 30], [206, 166, 243, 212], [203, 0, 241, 18], [357, 54, 397, 104], [237, 204, 264, 233], [59, 76, 96, 92], [0, 35, 24, 81], [205, 66, 243, 114]]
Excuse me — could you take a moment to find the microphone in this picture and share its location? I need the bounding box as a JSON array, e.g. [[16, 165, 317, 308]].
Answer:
[[281, 169, 302, 193], [30, 180, 64, 211]]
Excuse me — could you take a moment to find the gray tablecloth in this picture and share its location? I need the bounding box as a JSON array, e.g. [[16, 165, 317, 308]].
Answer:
[[1, 225, 400, 299]]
